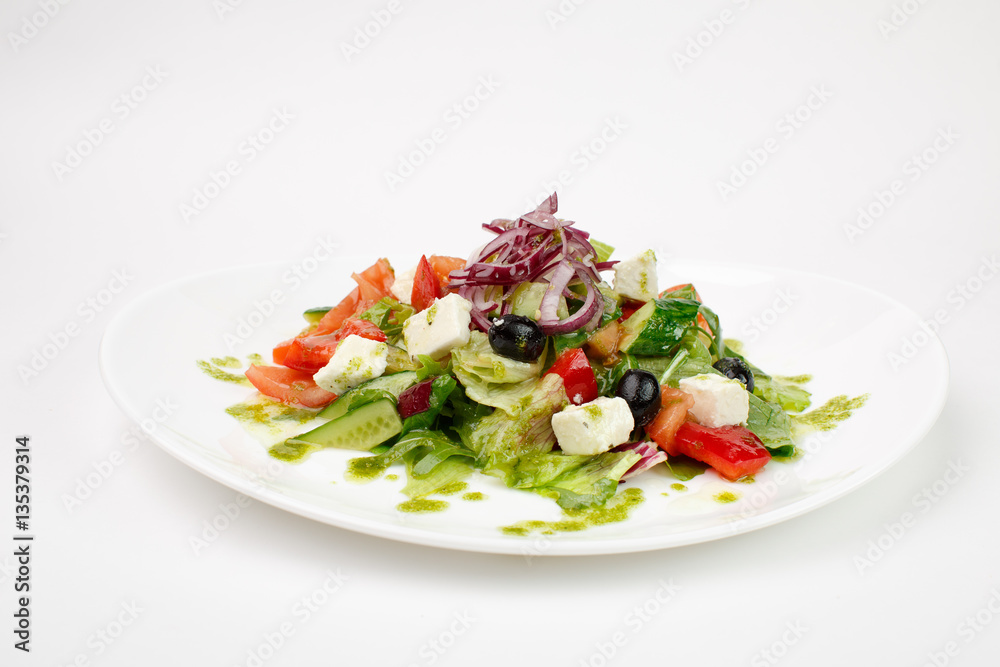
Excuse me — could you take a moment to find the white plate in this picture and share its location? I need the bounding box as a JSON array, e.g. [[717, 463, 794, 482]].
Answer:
[[100, 258, 948, 556]]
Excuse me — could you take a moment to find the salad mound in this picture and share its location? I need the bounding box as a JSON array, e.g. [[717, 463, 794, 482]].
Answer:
[[240, 194, 814, 512]]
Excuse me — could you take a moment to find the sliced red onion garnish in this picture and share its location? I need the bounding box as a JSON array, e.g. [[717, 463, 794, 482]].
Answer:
[[449, 193, 617, 335], [614, 441, 668, 480]]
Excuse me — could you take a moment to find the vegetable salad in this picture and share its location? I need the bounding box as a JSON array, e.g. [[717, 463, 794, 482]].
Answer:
[[244, 194, 813, 511]]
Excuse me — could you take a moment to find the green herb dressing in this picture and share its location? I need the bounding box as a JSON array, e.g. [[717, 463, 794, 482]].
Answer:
[[714, 491, 740, 504], [462, 492, 486, 502], [246, 353, 265, 364], [268, 440, 319, 463], [793, 394, 869, 432], [500, 488, 644, 536], [197, 360, 251, 385], [670, 483, 687, 492], [345, 455, 390, 482], [436, 481, 468, 496], [211, 356, 242, 368], [776, 374, 813, 385], [397, 499, 449, 513]]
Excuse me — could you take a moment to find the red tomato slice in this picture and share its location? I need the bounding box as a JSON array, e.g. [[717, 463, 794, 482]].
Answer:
[[646, 386, 695, 455], [428, 255, 467, 294], [672, 422, 771, 481], [545, 348, 598, 405], [314, 287, 361, 336], [272, 338, 294, 365], [309, 259, 396, 337], [282, 318, 387, 373], [411, 255, 439, 312], [244, 365, 337, 408]]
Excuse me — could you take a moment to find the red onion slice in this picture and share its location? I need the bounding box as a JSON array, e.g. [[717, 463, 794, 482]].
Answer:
[[451, 193, 613, 334]]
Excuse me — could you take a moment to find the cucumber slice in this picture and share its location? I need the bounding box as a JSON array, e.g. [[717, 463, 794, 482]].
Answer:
[[288, 399, 402, 451], [303, 307, 331, 324], [318, 371, 419, 420], [509, 282, 568, 320], [618, 298, 701, 355]]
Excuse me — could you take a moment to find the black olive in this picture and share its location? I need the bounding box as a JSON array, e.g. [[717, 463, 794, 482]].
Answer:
[[712, 357, 755, 392], [488, 315, 546, 362], [615, 369, 661, 427]]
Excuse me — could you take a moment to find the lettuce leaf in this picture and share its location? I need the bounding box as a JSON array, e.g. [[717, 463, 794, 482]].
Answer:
[[452, 330, 544, 414], [457, 373, 569, 466], [533, 451, 641, 510]]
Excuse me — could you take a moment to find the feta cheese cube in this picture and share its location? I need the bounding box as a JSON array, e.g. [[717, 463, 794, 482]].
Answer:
[[551, 396, 635, 456], [613, 249, 658, 301], [402, 292, 473, 360], [389, 265, 416, 304], [313, 334, 388, 395], [678, 373, 749, 428]]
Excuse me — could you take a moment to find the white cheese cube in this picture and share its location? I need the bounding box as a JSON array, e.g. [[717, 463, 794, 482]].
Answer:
[[313, 334, 388, 395], [678, 373, 749, 427], [551, 396, 635, 456], [389, 265, 416, 304], [613, 249, 658, 301], [402, 292, 473, 360]]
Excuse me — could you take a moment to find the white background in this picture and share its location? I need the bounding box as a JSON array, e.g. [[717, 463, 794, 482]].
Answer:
[[2, 0, 999, 665]]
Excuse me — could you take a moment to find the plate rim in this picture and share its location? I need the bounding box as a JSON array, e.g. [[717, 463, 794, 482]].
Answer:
[[99, 258, 950, 556]]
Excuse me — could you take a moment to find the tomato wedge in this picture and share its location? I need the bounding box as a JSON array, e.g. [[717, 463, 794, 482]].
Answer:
[[428, 255, 467, 294], [272, 338, 294, 365], [545, 348, 598, 405], [282, 318, 387, 373], [646, 386, 695, 455], [244, 365, 337, 408], [671, 422, 771, 481], [313, 258, 394, 335], [411, 255, 440, 312]]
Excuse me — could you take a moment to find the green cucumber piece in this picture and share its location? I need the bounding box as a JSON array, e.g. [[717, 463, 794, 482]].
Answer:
[[618, 298, 701, 356], [303, 307, 331, 324], [289, 399, 402, 451], [318, 371, 419, 420], [509, 282, 568, 320]]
